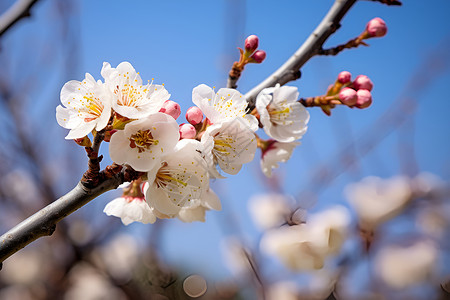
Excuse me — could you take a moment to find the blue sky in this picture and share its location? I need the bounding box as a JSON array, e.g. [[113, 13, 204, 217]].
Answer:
[[2, 0, 450, 283]]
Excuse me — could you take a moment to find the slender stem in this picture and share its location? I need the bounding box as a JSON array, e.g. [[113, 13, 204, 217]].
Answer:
[[0, 0, 40, 37], [244, 0, 357, 109]]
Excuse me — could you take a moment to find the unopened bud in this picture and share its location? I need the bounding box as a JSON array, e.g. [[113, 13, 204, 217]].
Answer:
[[186, 106, 203, 125], [338, 71, 352, 84], [159, 100, 181, 120], [244, 35, 259, 54], [250, 50, 266, 63], [353, 75, 373, 91], [355, 89, 372, 109], [179, 123, 196, 139], [366, 17, 387, 37], [339, 87, 357, 106]]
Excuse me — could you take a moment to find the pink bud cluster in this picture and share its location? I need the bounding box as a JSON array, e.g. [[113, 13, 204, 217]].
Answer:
[[337, 71, 373, 109], [244, 35, 266, 64], [178, 106, 204, 139], [157, 100, 205, 140]]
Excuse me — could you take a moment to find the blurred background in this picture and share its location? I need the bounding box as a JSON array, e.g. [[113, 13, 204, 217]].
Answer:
[[0, 0, 449, 299]]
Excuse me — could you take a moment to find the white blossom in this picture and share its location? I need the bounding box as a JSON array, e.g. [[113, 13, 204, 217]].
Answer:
[[145, 139, 210, 217], [256, 84, 309, 142], [56, 73, 111, 139], [260, 140, 299, 177], [192, 84, 258, 130], [201, 118, 257, 176], [177, 188, 221, 222], [345, 176, 412, 230], [375, 241, 438, 289], [102, 61, 169, 119], [103, 197, 156, 225], [108, 112, 179, 172], [260, 206, 350, 271], [248, 194, 293, 230]]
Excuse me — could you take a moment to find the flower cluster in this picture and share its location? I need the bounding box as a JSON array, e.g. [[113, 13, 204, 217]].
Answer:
[[56, 61, 311, 225]]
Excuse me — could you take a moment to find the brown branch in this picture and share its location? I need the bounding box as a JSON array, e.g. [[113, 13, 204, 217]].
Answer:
[[0, 166, 141, 265], [0, 0, 40, 37], [244, 0, 357, 109]]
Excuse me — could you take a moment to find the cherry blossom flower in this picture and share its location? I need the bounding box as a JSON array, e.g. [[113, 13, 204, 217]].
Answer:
[[201, 118, 257, 176], [177, 188, 222, 222], [260, 140, 299, 177], [109, 112, 179, 172], [103, 196, 156, 225], [256, 84, 309, 143], [260, 206, 350, 271], [375, 241, 438, 289], [345, 176, 412, 230], [56, 73, 111, 139], [145, 139, 210, 217], [192, 84, 258, 131], [248, 194, 293, 230], [102, 62, 169, 119]]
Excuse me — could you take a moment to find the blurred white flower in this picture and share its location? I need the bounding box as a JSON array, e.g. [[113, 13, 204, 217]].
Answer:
[[102, 61, 169, 119], [375, 241, 438, 289], [248, 194, 293, 230], [99, 234, 139, 281], [345, 176, 412, 230], [267, 281, 299, 300], [221, 237, 252, 276], [260, 140, 299, 177], [65, 263, 125, 300], [260, 206, 350, 271], [56, 72, 111, 139], [103, 196, 156, 226], [109, 112, 179, 172], [256, 84, 309, 143], [1, 169, 41, 206], [0, 249, 46, 285]]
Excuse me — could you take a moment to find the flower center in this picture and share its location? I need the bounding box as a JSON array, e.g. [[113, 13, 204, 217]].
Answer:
[[129, 130, 159, 153], [214, 138, 234, 155], [268, 103, 293, 126], [116, 84, 145, 107], [80, 95, 104, 122]]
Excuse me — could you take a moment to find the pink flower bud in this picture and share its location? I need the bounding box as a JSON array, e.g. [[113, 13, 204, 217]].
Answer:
[[366, 17, 387, 37], [355, 89, 372, 109], [353, 75, 373, 91], [250, 50, 266, 63], [338, 71, 352, 84], [179, 123, 196, 139], [185, 106, 203, 125], [339, 87, 357, 106], [159, 100, 181, 120], [245, 35, 259, 54]]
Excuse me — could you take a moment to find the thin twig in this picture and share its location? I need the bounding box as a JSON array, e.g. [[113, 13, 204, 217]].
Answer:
[[318, 36, 368, 56], [0, 0, 40, 37], [244, 0, 357, 108], [367, 0, 402, 5]]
